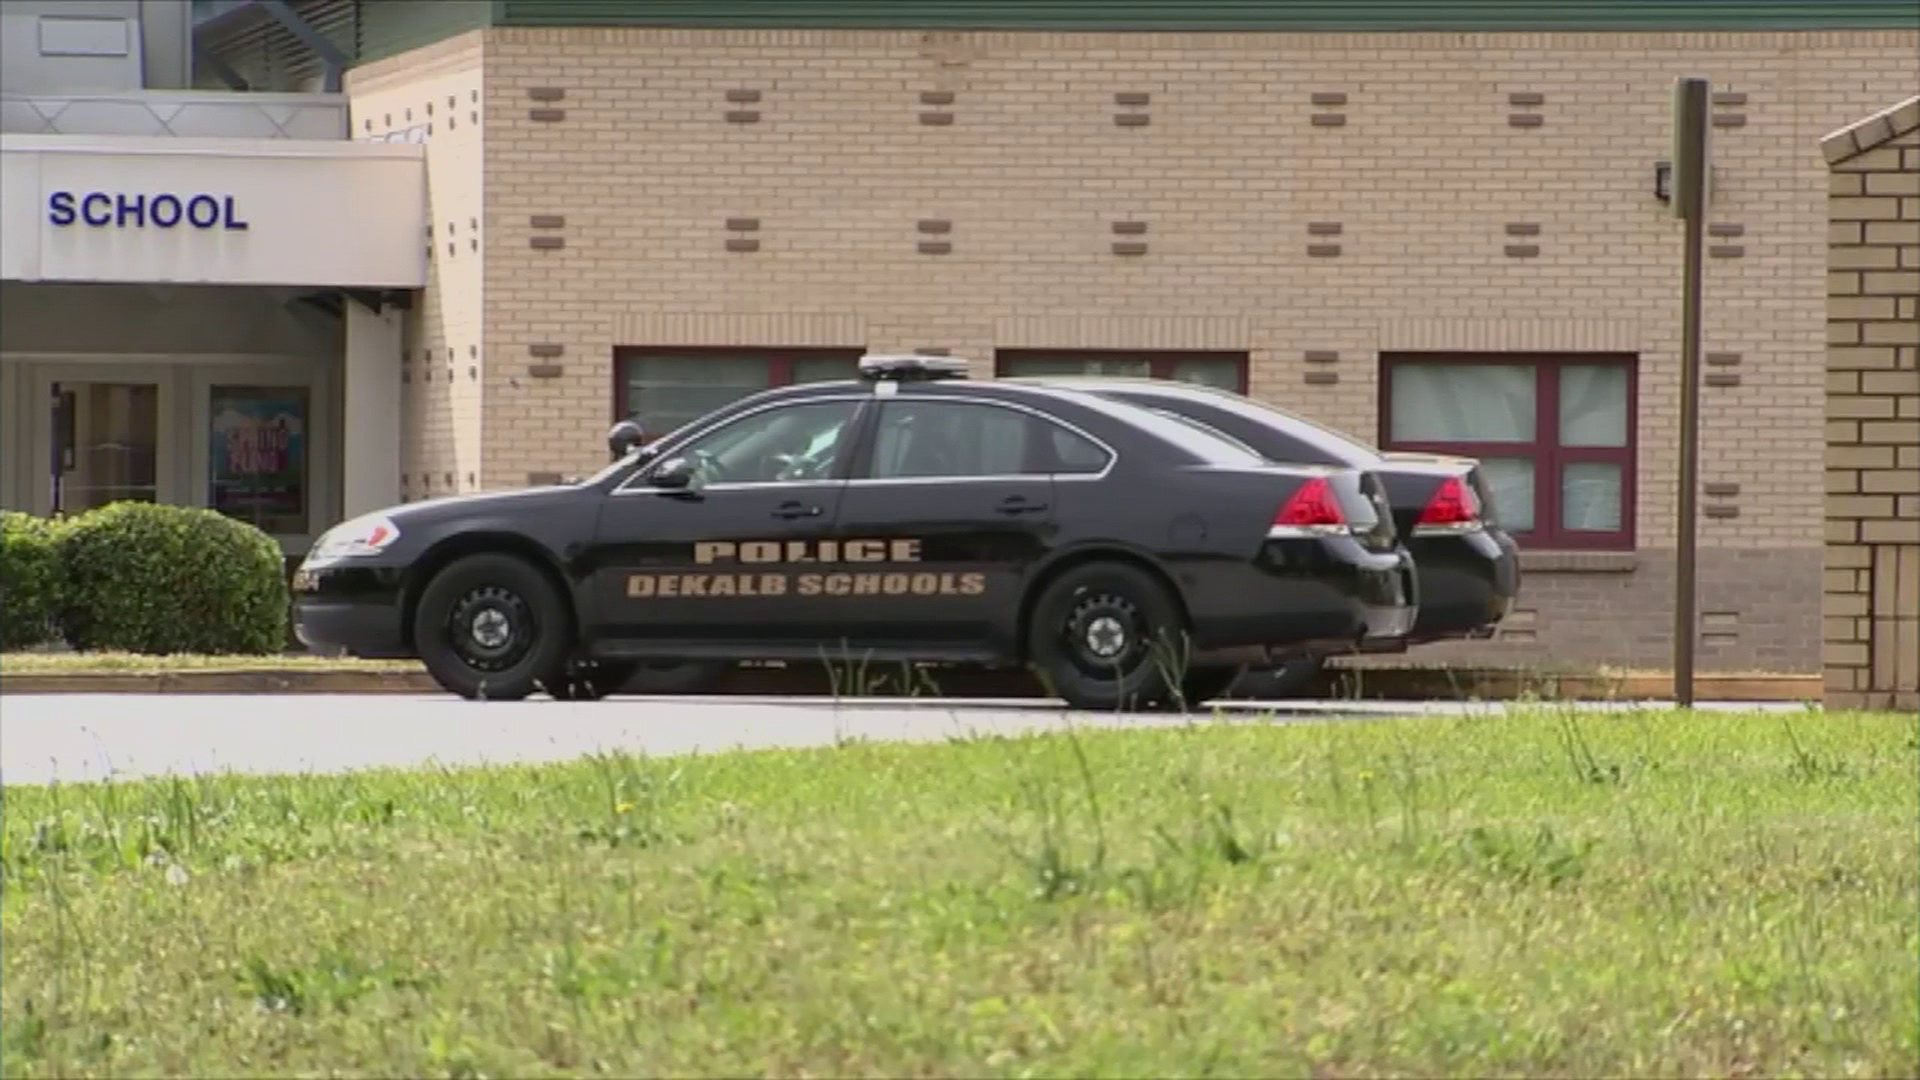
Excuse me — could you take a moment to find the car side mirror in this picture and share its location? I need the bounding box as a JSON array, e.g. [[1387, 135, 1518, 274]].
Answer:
[[607, 420, 646, 460], [649, 456, 699, 491]]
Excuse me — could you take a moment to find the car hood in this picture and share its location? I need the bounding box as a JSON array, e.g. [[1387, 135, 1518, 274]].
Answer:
[[376, 484, 587, 529]]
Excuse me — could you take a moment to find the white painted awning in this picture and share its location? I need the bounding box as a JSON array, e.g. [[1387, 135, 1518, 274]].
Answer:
[[1, 133, 425, 288]]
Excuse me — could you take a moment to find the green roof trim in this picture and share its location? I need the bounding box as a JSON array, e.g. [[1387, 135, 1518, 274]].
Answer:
[[493, 0, 1920, 31]]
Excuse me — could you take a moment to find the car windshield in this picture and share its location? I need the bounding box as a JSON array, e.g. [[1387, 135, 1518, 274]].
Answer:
[[582, 449, 643, 487], [582, 404, 745, 488]]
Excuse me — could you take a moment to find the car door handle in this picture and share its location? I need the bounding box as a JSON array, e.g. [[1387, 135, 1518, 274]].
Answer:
[[772, 501, 822, 519], [995, 496, 1048, 515]]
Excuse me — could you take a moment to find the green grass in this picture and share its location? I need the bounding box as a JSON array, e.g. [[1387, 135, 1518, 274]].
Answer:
[[0, 651, 419, 675], [2, 708, 1915, 1078]]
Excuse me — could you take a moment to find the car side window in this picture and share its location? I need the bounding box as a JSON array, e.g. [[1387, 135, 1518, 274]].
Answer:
[[867, 400, 1044, 479], [654, 399, 862, 486], [1046, 423, 1112, 475]]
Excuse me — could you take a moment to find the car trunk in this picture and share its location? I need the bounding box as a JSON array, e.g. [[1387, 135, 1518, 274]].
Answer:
[[1376, 452, 1485, 537]]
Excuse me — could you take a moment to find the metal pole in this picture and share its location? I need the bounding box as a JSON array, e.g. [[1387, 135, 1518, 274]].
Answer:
[[1671, 77, 1711, 708]]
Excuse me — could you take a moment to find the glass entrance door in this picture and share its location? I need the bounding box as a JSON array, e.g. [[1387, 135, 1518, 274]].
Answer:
[[50, 381, 161, 514]]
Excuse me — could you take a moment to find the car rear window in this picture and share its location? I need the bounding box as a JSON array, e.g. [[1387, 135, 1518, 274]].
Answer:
[[1073, 395, 1269, 466], [1143, 406, 1267, 458], [1101, 386, 1381, 466]]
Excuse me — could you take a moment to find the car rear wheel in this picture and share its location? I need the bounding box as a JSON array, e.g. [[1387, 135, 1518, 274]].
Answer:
[[413, 553, 572, 701], [1028, 561, 1184, 712]]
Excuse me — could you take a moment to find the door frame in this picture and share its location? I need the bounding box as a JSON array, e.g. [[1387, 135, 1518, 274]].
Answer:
[[25, 359, 187, 517], [0, 360, 24, 513]]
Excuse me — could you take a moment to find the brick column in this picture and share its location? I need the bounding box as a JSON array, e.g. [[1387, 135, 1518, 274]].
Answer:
[[1821, 96, 1920, 712]]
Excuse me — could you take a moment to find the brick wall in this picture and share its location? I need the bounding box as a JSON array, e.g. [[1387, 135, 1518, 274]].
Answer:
[[344, 32, 490, 501], [351, 27, 1920, 672], [1821, 96, 1920, 713]]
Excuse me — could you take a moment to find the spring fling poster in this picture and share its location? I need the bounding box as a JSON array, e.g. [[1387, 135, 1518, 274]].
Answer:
[[209, 387, 308, 534]]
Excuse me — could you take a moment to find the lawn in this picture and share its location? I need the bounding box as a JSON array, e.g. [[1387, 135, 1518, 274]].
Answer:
[[2, 707, 1915, 1079], [0, 650, 419, 675]]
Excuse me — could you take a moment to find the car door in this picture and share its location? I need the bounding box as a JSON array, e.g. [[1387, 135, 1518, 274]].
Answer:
[[826, 395, 1069, 654], [584, 395, 870, 650]]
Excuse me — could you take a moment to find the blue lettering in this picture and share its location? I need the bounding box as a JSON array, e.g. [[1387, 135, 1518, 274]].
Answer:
[[186, 195, 219, 229], [114, 193, 145, 228], [45, 191, 247, 230], [150, 194, 182, 228]]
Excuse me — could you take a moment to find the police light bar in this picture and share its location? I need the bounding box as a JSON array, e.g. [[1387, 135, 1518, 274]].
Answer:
[[857, 353, 970, 382]]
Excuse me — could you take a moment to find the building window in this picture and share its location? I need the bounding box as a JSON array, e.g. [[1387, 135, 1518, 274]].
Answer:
[[1381, 353, 1637, 550], [994, 350, 1249, 394], [614, 348, 863, 441], [209, 385, 310, 535]]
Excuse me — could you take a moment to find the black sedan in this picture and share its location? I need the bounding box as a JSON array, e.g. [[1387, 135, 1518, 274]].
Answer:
[[1013, 376, 1520, 689], [292, 355, 1418, 710]]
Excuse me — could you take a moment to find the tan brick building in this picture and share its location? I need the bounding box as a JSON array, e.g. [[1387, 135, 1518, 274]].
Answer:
[[203, 0, 1920, 673], [1822, 95, 1920, 712]]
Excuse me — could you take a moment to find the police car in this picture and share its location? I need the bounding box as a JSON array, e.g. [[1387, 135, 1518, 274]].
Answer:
[[291, 353, 1418, 709], [1008, 376, 1521, 692]]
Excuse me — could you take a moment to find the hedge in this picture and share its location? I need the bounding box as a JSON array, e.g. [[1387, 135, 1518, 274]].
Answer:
[[0, 511, 65, 649], [55, 502, 291, 655]]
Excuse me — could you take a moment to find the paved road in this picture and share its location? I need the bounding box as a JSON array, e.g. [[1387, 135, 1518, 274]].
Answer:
[[0, 693, 1800, 786]]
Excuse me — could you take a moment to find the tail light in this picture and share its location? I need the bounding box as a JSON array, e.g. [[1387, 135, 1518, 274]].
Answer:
[[1269, 476, 1348, 537], [1413, 475, 1482, 535]]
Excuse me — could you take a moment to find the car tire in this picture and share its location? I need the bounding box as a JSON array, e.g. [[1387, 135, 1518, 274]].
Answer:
[[538, 661, 637, 701], [413, 553, 573, 701], [1027, 560, 1185, 712]]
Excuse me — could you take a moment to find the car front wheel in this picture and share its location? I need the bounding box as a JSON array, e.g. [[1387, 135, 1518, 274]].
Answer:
[[413, 553, 573, 701]]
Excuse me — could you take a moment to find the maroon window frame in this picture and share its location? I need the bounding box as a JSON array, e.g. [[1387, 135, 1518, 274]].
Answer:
[[611, 346, 866, 431], [993, 349, 1251, 394], [1379, 352, 1638, 551]]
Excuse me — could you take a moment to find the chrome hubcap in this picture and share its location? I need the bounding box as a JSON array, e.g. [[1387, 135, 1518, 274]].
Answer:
[[1064, 591, 1147, 676], [470, 609, 511, 649], [1084, 615, 1127, 658], [448, 585, 534, 672]]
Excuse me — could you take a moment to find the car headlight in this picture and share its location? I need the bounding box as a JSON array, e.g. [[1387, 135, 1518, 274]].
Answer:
[[307, 515, 402, 561]]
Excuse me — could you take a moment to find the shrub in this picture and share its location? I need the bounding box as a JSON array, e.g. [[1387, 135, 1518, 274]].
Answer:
[[57, 502, 290, 655], [0, 511, 65, 649]]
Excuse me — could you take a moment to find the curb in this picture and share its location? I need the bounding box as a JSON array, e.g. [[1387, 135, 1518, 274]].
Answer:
[[0, 666, 1824, 702], [0, 670, 436, 695]]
